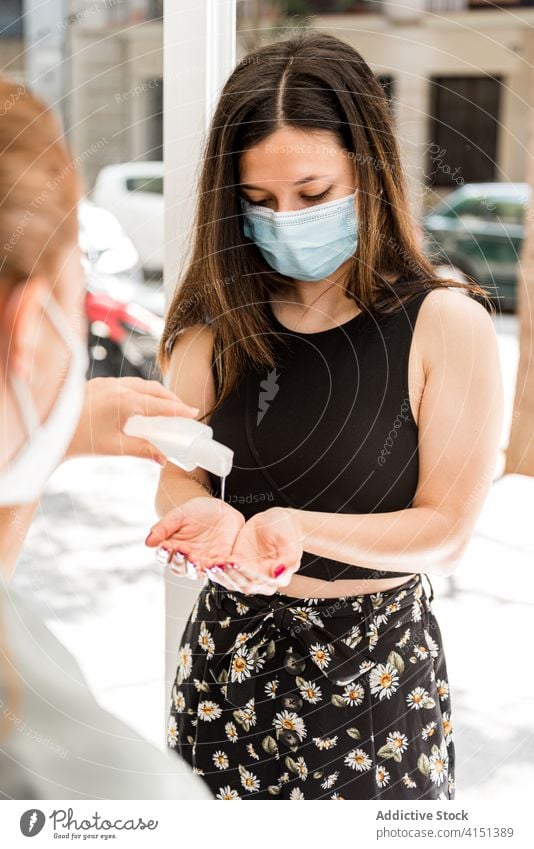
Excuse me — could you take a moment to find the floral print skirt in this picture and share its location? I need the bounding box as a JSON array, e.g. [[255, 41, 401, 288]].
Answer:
[[167, 572, 455, 800]]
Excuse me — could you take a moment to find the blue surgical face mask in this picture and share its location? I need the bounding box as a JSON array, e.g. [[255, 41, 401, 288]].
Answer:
[[240, 190, 358, 282]]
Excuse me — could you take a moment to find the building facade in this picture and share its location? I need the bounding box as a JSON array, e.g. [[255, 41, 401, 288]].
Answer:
[[238, 1, 534, 214]]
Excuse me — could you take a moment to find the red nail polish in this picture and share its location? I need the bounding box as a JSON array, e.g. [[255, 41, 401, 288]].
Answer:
[[273, 565, 286, 578]]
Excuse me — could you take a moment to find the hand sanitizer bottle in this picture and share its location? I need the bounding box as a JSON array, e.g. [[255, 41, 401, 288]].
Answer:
[[123, 415, 233, 481]]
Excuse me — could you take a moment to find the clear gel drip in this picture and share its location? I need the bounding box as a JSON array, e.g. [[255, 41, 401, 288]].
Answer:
[[220, 475, 226, 503]]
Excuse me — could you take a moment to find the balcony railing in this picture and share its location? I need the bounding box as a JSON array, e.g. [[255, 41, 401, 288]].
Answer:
[[70, 0, 163, 28], [278, 0, 534, 13]]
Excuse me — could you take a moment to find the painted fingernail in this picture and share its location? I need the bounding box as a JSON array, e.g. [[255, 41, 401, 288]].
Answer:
[[156, 547, 171, 565], [273, 565, 286, 578]]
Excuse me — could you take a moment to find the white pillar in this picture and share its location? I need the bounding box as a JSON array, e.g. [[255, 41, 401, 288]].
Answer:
[[163, 0, 236, 728]]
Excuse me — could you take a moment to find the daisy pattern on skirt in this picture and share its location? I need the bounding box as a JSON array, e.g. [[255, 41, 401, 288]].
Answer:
[[198, 622, 215, 658], [169, 579, 455, 801], [406, 687, 430, 710], [273, 710, 307, 741], [443, 711, 453, 744], [414, 643, 429, 660], [264, 679, 279, 699], [212, 751, 229, 770], [290, 787, 305, 799], [197, 700, 222, 722], [436, 678, 449, 702], [395, 628, 411, 649], [376, 765, 391, 788], [299, 680, 323, 704], [225, 721, 238, 743], [291, 606, 324, 628], [342, 682, 364, 706], [424, 629, 440, 658], [295, 756, 308, 780], [428, 740, 449, 786], [344, 748, 372, 772], [240, 767, 260, 793], [310, 643, 331, 671], [369, 663, 400, 700], [216, 785, 240, 800], [343, 624, 362, 649], [234, 698, 256, 731], [321, 771, 339, 789], [386, 730, 408, 754], [167, 715, 178, 748], [172, 686, 185, 713], [367, 622, 380, 649], [177, 643, 192, 682], [313, 735, 338, 750], [230, 646, 254, 683], [422, 720, 438, 740]]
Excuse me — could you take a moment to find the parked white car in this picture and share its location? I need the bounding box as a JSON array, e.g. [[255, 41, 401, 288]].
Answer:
[[78, 199, 142, 282], [92, 162, 164, 276]]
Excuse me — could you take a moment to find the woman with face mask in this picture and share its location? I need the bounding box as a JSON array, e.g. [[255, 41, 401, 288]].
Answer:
[[147, 33, 503, 800], [0, 79, 209, 799]]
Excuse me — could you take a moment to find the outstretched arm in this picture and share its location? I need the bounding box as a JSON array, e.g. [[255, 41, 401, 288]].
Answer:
[[1, 376, 199, 580]]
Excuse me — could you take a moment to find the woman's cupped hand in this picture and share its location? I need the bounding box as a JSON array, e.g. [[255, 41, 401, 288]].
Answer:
[[145, 501, 303, 595]]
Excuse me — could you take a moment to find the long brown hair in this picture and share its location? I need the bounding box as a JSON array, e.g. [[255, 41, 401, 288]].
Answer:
[[160, 32, 491, 415]]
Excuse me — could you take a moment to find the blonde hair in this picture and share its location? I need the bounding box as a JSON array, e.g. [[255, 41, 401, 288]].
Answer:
[[0, 77, 80, 284]]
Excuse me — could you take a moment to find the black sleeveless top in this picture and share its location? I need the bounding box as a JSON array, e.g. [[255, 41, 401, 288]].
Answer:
[[207, 288, 431, 581]]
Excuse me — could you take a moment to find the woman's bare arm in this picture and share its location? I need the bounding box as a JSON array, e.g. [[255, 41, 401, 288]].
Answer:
[[155, 325, 219, 517]]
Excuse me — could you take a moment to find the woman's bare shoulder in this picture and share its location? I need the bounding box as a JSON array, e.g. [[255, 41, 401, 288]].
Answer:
[[165, 323, 216, 416], [417, 286, 497, 364]]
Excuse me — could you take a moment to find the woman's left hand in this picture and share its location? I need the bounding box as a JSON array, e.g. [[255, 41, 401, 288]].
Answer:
[[66, 377, 200, 462], [225, 507, 303, 595]]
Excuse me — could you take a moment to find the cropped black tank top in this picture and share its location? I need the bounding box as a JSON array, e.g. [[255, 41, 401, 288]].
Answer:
[[207, 288, 431, 581]]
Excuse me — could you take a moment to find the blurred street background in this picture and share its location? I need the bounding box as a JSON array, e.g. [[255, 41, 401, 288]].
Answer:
[[2, 0, 534, 801]]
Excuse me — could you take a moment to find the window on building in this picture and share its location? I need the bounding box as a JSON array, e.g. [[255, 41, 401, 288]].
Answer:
[[147, 77, 163, 161], [376, 74, 395, 103], [126, 176, 163, 194], [427, 75, 502, 186], [275, 1, 382, 13], [0, 0, 23, 38]]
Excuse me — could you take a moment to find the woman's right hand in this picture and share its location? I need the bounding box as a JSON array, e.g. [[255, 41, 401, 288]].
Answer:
[[145, 497, 247, 589]]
